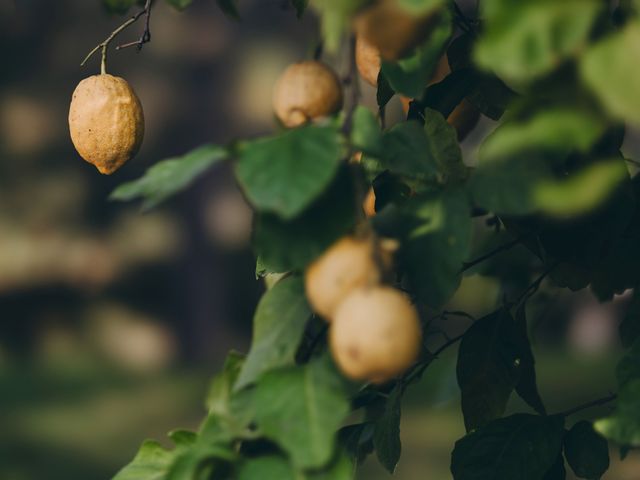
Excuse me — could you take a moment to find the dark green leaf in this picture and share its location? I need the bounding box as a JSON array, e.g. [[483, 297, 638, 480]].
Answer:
[[564, 421, 610, 479], [400, 188, 472, 307], [110, 144, 227, 210], [581, 22, 640, 127], [253, 357, 350, 469], [235, 125, 343, 220], [451, 414, 565, 480], [339, 423, 375, 465], [373, 386, 403, 473], [235, 276, 311, 390], [252, 168, 356, 272], [620, 290, 640, 348], [514, 305, 547, 416], [377, 71, 395, 109], [475, 0, 603, 85], [456, 309, 521, 431], [543, 454, 567, 480]]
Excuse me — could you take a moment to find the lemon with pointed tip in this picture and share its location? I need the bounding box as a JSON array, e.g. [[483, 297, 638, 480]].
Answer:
[[69, 74, 144, 174]]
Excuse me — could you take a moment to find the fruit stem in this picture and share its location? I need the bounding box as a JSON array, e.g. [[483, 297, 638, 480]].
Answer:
[[81, 0, 152, 74]]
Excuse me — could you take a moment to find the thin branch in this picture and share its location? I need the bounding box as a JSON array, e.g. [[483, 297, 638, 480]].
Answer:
[[460, 236, 522, 273], [81, 0, 152, 74], [515, 262, 558, 307], [402, 332, 465, 385], [557, 393, 618, 417]]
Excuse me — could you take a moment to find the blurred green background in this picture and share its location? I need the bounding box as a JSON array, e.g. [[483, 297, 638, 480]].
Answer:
[[1, 1, 639, 479]]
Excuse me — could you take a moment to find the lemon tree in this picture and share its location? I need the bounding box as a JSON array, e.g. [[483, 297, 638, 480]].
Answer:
[[74, 0, 640, 478]]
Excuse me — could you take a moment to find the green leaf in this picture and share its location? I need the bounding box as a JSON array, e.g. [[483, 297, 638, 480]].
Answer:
[[377, 71, 396, 109], [290, 0, 309, 18], [456, 309, 522, 431], [594, 380, 640, 447], [165, 0, 193, 10], [595, 340, 640, 447], [206, 351, 245, 414], [581, 22, 640, 127], [113, 440, 175, 480], [306, 452, 354, 480], [423, 109, 466, 183], [514, 305, 547, 416], [532, 160, 628, 218], [380, 121, 438, 178], [543, 454, 567, 480], [620, 290, 640, 348], [475, 0, 603, 85], [351, 106, 383, 157], [216, 0, 240, 19], [451, 414, 565, 480], [564, 421, 610, 479], [479, 109, 606, 163], [235, 276, 311, 390], [373, 385, 403, 474], [253, 357, 350, 469], [237, 456, 295, 480], [252, 168, 356, 272], [381, 10, 453, 98], [235, 125, 344, 220], [311, 0, 368, 52], [339, 423, 375, 465], [400, 188, 472, 308], [110, 144, 227, 210]]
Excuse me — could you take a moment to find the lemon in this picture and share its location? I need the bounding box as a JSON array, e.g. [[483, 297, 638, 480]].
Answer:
[[272, 61, 343, 128], [69, 74, 144, 174], [330, 286, 421, 383]]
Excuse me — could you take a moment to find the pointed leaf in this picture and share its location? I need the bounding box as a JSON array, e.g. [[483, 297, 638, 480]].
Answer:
[[236, 125, 343, 220], [564, 421, 610, 479], [451, 414, 565, 480], [235, 276, 311, 390], [110, 145, 227, 210], [253, 357, 350, 469]]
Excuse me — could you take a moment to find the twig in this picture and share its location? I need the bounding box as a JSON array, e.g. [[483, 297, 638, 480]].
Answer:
[[460, 236, 522, 273], [402, 332, 465, 385], [515, 262, 558, 307], [557, 393, 618, 417], [117, 0, 152, 51], [81, 0, 152, 74]]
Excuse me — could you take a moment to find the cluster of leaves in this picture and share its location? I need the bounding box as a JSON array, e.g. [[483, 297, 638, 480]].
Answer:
[[108, 0, 640, 478]]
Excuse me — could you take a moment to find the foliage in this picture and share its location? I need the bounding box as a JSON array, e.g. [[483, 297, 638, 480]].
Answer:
[[107, 0, 640, 478]]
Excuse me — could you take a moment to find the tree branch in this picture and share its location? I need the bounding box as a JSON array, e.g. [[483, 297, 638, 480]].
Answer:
[[81, 0, 153, 74], [460, 236, 522, 273], [557, 393, 618, 417]]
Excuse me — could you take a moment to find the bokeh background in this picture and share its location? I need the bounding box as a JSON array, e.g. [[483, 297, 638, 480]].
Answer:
[[1, 1, 639, 479]]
